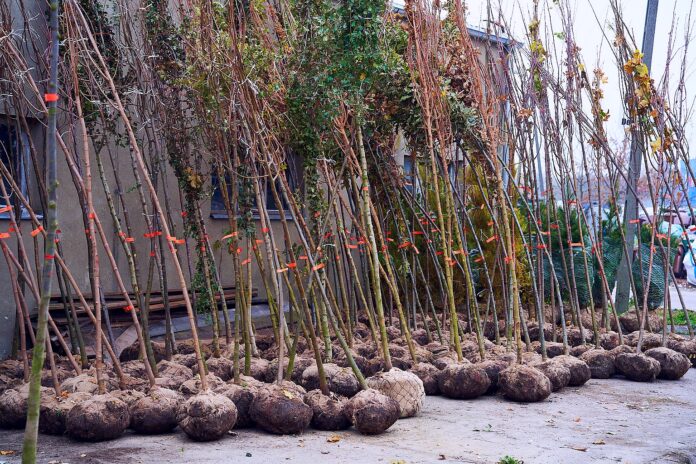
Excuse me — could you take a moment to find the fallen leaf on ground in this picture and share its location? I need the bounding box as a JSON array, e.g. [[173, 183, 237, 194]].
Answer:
[[0, 450, 16, 456], [327, 435, 341, 443], [593, 439, 606, 445], [570, 446, 587, 452]]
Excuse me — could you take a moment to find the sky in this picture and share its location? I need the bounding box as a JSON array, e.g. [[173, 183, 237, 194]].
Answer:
[[389, 0, 696, 157], [463, 0, 696, 157]]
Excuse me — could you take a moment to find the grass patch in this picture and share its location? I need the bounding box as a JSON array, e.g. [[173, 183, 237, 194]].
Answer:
[[660, 309, 696, 326], [498, 457, 524, 464]]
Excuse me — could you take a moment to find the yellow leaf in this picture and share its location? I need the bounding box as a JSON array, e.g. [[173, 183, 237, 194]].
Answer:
[[650, 137, 662, 153], [282, 389, 295, 399], [635, 63, 649, 77], [327, 434, 341, 443]]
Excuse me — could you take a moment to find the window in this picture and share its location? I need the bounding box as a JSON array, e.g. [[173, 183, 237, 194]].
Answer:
[[0, 121, 32, 220], [210, 161, 300, 220]]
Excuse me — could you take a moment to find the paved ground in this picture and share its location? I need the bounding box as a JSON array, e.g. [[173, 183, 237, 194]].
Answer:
[[1, 370, 695, 464], [670, 283, 696, 311]]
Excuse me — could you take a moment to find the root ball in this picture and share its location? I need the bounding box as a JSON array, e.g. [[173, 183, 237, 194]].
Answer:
[[498, 364, 552, 402], [408, 363, 440, 395], [644, 347, 691, 380], [615, 352, 661, 382], [344, 389, 400, 435], [250, 383, 313, 435], [304, 389, 350, 431], [177, 392, 237, 441], [66, 394, 130, 442], [551, 355, 591, 386], [130, 388, 182, 434], [534, 361, 570, 391], [437, 363, 490, 400], [367, 368, 425, 418], [580, 349, 616, 379]]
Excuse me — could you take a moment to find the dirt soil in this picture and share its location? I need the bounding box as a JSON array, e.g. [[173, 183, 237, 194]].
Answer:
[[1, 370, 695, 464]]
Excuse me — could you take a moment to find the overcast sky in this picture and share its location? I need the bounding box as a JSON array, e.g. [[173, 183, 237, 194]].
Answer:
[[464, 0, 696, 156]]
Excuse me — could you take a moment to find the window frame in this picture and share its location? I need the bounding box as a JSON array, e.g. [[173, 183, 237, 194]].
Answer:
[[0, 121, 34, 221], [210, 162, 299, 221]]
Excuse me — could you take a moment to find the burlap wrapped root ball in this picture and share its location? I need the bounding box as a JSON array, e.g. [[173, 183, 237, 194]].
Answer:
[[477, 359, 512, 394], [216, 383, 257, 428], [580, 349, 616, 379], [551, 355, 591, 386], [249, 383, 312, 434], [66, 394, 130, 442], [110, 389, 146, 409], [155, 360, 194, 390], [533, 361, 570, 392], [367, 368, 424, 418], [177, 391, 237, 441], [130, 387, 182, 434], [615, 352, 661, 382], [265, 356, 314, 383], [179, 374, 224, 397], [0, 359, 24, 379], [344, 389, 400, 435], [205, 357, 234, 381], [408, 363, 440, 395], [304, 389, 350, 431], [645, 347, 691, 380], [0, 387, 29, 429], [498, 364, 551, 402], [0, 384, 54, 429], [301, 363, 360, 398], [61, 373, 102, 394], [539, 342, 566, 358], [39, 391, 91, 435], [437, 363, 490, 399]]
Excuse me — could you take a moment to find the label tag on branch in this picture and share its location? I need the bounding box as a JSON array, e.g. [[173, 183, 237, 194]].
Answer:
[[0, 232, 9, 239], [0, 206, 11, 213], [241, 258, 251, 265], [44, 93, 59, 102], [485, 235, 498, 243], [30, 226, 43, 237], [312, 263, 325, 271], [222, 232, 238, 239]]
